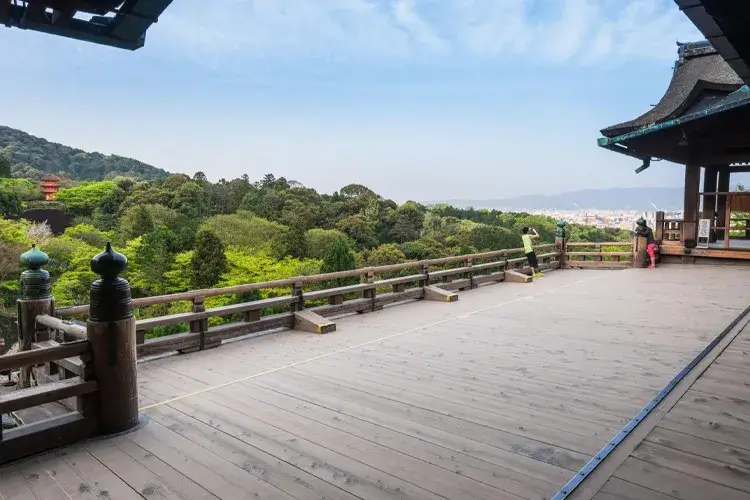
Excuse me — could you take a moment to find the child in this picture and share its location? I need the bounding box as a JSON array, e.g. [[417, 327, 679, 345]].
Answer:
[[521, 227, 543, 278]]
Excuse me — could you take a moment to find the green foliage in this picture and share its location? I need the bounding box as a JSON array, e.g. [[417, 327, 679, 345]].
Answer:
[[0, 177, 38, 201], [0, 125, 168, 180], [133, 228, 176, 295], [336, 214, 379, 249], [367, 244, 407, 267], [0, 191, 22, 218], [304, 228, 351, 259], [0, 146, 10, 178], [321, 237, 358, 287], [56, 181, 117, 217], [0, 217, 31, 245], [201, 212, 290, 258], [390, 201, 425, 243], [190, 229, 227, 289], [63, 224, 114, 248]]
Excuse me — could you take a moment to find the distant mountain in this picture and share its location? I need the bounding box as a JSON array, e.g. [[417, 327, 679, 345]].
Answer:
[[428, 187, 685, 211], [0, 125, 169, 181]]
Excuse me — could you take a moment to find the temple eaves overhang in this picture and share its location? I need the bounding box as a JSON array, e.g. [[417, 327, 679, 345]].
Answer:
[[676, 0, 750, 86], [0, 0, 174, 50], [598, 40, 750, 166]]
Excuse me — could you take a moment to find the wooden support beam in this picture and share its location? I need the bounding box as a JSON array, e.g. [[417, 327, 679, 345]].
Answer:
[[293, 310, 336, 334], [423, 285, 458, 302], [716, 167, 730, 240], [702, 165, 718, 222], [682, 164, 700, 246], [505, 270, 532, 283]]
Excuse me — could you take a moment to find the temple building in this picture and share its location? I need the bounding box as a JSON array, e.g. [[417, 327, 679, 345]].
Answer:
[[598, 39, 750, 262], [40, 174, 60, 201]]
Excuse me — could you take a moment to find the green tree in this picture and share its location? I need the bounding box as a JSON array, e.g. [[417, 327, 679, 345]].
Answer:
[[135, 228, 176, 294], [367, 244, 407, 267], [321, 237, 357, 287], [171, 181, 208, 219], [304, 228, 351, 259], [390, 201, 425, 243], [121, 204, 155, 239], [336, 214, 379, 249], [0, 191, 22, 218], [190, 229, 227, 289], [56, 181, 117, 217], [0, 147, 12, 178]]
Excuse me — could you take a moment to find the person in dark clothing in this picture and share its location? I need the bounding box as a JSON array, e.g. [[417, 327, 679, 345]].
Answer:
[[635, 217, 657, 268]]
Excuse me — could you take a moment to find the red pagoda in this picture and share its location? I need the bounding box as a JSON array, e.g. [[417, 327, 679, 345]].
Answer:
[[40, 174, 60, 201]]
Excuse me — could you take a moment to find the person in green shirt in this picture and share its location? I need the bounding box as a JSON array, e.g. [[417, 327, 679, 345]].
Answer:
[[521, 227, 543, 278]]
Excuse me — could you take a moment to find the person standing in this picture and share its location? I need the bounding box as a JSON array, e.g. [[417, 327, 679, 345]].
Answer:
[[521, 227, 543, 278], [635, 217, 657, 268]]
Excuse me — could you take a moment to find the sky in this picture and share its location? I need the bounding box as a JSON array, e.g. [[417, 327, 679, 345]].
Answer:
[[0, 0, 706, 202]]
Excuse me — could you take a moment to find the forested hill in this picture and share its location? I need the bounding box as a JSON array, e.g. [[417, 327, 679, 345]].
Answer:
[[0, 125, 169, 181]]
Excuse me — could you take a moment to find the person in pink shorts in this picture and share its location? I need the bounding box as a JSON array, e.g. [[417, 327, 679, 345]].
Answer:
[[636, 217, 657, 268]]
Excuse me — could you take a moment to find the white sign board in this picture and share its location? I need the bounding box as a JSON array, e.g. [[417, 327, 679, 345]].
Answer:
[[697, 218, 711, 248]]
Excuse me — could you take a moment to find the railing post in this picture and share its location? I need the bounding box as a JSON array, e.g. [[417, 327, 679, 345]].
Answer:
[[655, 211, 665, 242], [86, 242, 139, 435], [16, 245, 54, 388], [363, 271, 376, 312], [291, 282, 304, 312], [420, 263, 429, 288], [555, 220, 567, 269]]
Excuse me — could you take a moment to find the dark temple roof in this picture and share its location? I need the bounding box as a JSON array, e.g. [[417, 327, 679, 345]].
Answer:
[[600, 40, 744, 138], [0, 1, 174, 50], [677, 0, 750, 85]]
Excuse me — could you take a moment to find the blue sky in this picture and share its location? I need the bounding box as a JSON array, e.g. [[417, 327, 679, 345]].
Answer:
[[0, 0, 704, 202]]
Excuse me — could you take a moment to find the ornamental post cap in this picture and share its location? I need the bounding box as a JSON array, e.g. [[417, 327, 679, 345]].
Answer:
[[556, 219, 566, 227], [20, 244, 49, 270], [636, 217, 646, 226], [90, 242, 128, 279]]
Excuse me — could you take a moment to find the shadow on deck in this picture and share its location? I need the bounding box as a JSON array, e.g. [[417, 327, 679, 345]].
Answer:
[[1, 266, 749, 499]]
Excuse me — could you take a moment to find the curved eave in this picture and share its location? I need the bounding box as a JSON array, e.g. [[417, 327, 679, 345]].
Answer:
[[598, 87, 750, 156]]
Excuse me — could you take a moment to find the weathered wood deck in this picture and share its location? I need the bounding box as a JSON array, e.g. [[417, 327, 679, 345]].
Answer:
[[1, 266, 749, 499]]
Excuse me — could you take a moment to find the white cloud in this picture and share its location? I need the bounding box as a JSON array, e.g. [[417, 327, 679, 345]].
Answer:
[[152, 0, 702, 67]]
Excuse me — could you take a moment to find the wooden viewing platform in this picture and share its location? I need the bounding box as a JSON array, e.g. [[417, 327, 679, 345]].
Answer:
[[1, 263, 749, 499]]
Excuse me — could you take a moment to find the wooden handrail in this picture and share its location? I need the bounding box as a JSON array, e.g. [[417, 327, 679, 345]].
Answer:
[[35, 315, 87, 339], [565, 242, 634, 247], [0, 378, 97, 414], [0, 340, 90, 372], [565, 251, 633, 256], [56, 246, 544, 317]]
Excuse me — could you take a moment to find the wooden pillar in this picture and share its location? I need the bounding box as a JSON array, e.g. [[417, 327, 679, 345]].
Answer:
[[86, 243, 139, 435], [16, 245, 54, 388], [682, 164, 700, 247], [716, 167, 730, 240], [702, 166, 718, 242]]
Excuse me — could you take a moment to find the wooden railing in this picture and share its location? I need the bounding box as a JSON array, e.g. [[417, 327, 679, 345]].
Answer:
[[55, 245, 560, 358], [1, 236, 639, 463], [563, 241, 635, 269], [0, 334, 98, 464], [660, 219, 683, 242]]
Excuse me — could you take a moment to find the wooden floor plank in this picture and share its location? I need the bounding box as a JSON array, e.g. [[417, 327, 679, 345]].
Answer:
[[593, 477, 677, 500], [0, 465, 42, 500], [613, 457, 748, 500], [84, 437, 219, 500], [631, 441, 750, 493], [5, 266, 750, 500], [644, 426, 750, 469]]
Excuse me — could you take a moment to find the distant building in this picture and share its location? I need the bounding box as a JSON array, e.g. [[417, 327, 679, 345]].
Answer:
[[40, 175, 60, 201]]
